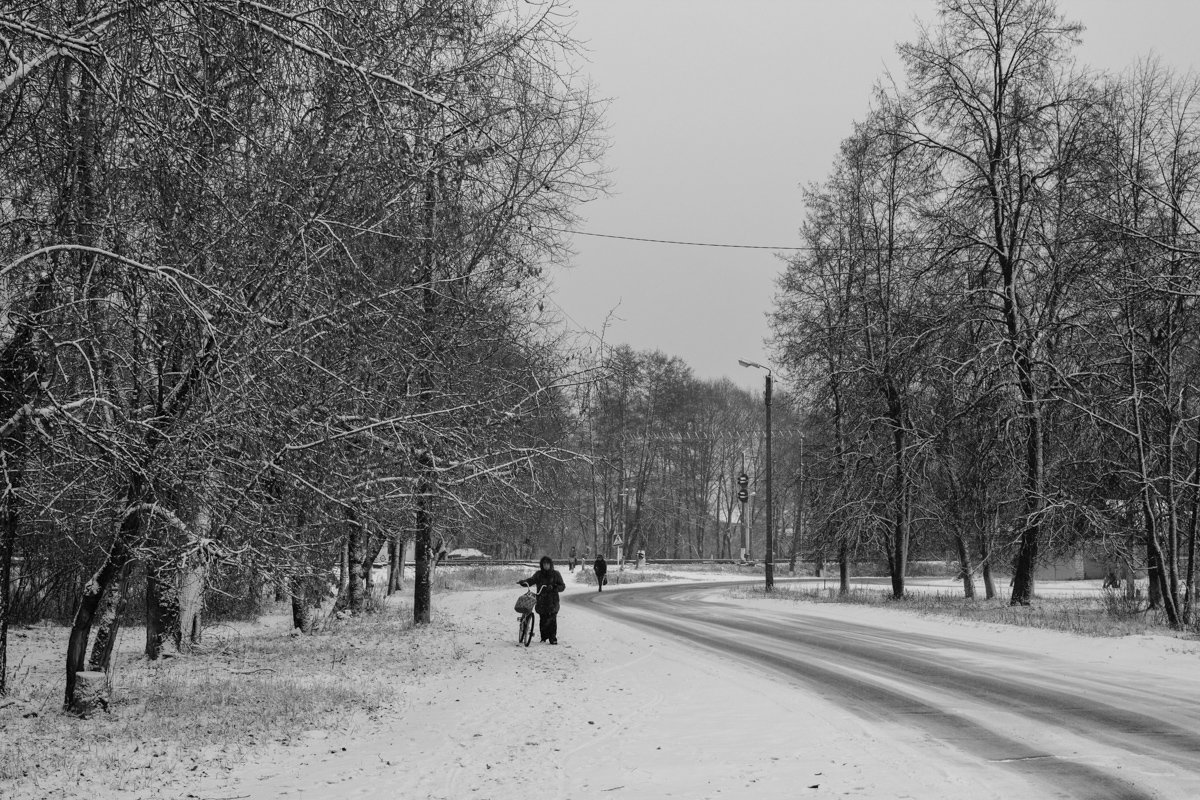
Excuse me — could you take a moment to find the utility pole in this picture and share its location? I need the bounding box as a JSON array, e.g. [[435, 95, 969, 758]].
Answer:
[[764, 371, 773, 590], [739, 359, 774, 591], [616, 488, 626, 569], [790, 434, 804, 574]]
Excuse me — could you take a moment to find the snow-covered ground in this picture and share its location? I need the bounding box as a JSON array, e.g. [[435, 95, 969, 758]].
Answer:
[[184, 575, 874, 800], [5, 567, 1193, 799], [177, 571, 1200, 800]]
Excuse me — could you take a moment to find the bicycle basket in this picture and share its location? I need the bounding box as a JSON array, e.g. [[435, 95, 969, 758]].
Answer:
[[514, 591, 536, 614]]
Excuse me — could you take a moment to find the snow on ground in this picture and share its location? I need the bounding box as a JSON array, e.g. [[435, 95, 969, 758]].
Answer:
[[179, 570, 1200, 800], [181, 575, 961, 800], [7, 568, 1194, 799]]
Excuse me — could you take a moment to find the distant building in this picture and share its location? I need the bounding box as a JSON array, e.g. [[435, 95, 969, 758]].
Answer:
[[1034, 549, 1105, 581]]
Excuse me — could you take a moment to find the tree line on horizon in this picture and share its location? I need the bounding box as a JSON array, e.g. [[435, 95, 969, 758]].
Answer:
[[772, 0, 1200, 626]]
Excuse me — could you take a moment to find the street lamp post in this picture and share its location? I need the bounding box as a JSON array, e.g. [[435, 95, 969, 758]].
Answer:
[[738, 359, 773, 591], [617, 488, 629, 569]]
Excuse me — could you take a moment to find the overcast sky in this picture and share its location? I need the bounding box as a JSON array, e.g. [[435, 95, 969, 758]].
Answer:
[[547, 0, 1200, 393]]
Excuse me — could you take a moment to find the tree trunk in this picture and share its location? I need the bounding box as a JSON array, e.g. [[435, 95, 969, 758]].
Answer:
[[65, 519, 134, 709], [980, 510, 997, 600], [1135, 424, 1180, 625], [291, 594, 309, 632], [1010, 525, 1038, 606], [887, 396, 909, 599], [175, 477, 214, 652], [0, 488, 15, 696], [890, 507, 909, 599], [982, 563, 997, 600], [338, 533, 350, 601], [1184, 435, 1200, 623], [359, 531, 378, 607], [1127, 324, 1179, 625], [413, 471, 434, 625], [290, 576, 319, 634], [1147, 531, 1162, 608], [838, 542, 849, 596], [145, 559, 179, 660], [291, 595, 314, 633], [0, 441, 24, 697], [1009, 406, 1043, 606], [387, 537, 400, 595], [87, 563, 131, 672], [346, 518, 365, 614], [1147, 529, 1180, 626], [955, 531, 975, 599], [175, 559, 206, 651]]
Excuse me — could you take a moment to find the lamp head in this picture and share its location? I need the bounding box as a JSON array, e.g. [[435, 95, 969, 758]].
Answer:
[[738, 358, 769, 374]]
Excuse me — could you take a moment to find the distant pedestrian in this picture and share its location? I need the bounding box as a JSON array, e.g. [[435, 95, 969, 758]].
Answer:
[[517, 556, 566, 644], [569, 546, 578, 573], [593, 554, 608, 592]]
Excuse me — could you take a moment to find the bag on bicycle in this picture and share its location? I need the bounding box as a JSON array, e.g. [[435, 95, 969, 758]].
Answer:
[[514, 592, 536, 614]]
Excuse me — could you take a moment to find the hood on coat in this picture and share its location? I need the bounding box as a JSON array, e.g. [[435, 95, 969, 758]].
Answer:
[[539, 556, 554, 570]]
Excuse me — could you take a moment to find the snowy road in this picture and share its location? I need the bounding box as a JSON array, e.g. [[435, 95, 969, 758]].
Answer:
[[574, 580, 1200, 800]]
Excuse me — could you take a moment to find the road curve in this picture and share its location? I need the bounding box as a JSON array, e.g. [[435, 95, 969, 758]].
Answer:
[[569, 580, 1200, 800]]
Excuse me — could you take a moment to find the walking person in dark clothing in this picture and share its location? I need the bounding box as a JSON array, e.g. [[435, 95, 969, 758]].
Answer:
[[518, 556, 566, 644], [569, 546, 577, 573], [593, 554, 607, 592]]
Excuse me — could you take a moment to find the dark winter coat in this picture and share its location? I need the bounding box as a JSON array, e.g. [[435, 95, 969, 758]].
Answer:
[[593, 556, 607, 577], [519, 561, 565, 614]]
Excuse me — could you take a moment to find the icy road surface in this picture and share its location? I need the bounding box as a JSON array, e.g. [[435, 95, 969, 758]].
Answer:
[[575, 581, 1200, 800]]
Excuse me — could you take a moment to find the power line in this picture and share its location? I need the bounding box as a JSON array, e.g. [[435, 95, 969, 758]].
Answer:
[[547, 226, 955, 251], [546, 226, 1200, 254], [545, 227, 803, 250]]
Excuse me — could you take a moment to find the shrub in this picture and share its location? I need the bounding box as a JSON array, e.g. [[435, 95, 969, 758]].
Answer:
[[435, 565, 530, 590]]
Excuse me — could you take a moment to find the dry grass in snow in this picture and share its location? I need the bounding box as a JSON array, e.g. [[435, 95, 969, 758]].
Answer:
[[731, 583, 1184, 637], [0, 595, 471, 799], [573, 570, 678, 587]]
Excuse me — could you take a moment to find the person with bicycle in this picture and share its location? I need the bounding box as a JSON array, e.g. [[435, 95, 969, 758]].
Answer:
[[517, 556, 566, 644]]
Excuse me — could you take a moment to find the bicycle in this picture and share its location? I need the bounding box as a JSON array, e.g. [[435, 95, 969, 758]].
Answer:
[[515, 584, 545, 647]]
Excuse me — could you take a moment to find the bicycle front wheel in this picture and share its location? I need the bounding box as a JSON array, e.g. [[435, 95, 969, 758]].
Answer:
[[519, 613, 534, 646]]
